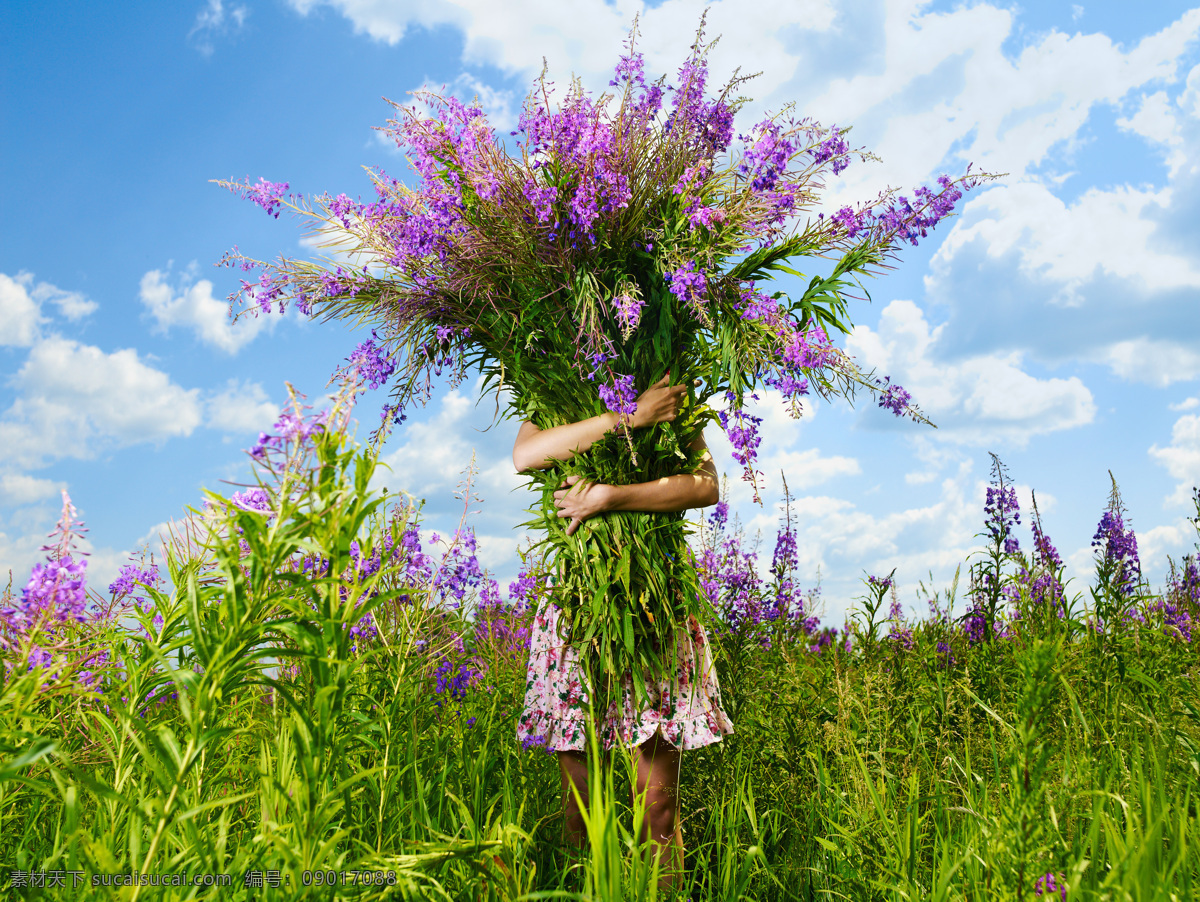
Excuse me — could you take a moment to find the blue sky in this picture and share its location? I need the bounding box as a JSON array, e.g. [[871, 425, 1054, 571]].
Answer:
[[3, 0, 1200, 624]]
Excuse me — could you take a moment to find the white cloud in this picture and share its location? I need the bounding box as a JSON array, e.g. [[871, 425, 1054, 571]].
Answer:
[[289, 0, 837, 102], [0, 271, 96, 348], [0, 337, 203, 469], [0, 272, 43, 347], [1171, 397, 1200, 411], [933, 181, 1200, 301], [29, 278, 98, 321], [1118, 90, 1187, 173], [140, 267, 267, 354], [205, 380, 280, 433], [1101, 339, 1200, 387], [190, 0, 249, 56], [1149, 407, 1200, 506], [847, 300, 1096, 445], [0, 473, 65, 506]]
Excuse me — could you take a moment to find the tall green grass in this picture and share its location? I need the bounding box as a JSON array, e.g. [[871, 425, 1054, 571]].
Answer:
[[1, 424, 1197, 900]]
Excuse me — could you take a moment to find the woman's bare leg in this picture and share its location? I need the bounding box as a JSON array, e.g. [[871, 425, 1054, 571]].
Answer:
[[634, 731, 684, 888], [558, 749, 590, 847]]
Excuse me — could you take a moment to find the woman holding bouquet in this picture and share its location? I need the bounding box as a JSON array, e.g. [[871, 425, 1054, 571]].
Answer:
[[513, 373, 735, 885]]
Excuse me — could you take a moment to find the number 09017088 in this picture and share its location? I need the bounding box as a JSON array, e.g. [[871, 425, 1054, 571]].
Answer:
[[301, 870, 398, 887]]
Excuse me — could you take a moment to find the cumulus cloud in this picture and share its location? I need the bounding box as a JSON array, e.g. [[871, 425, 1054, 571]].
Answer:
[[0, 271, 96, 347], [140, 267, 267, 354], [923, 56, 1200, 381], [0, 273, 42, 347], [847, 300, 1096, 446], [807, 6, 1200, 203], [0, 337, 204, 469], [288, 0, 836, 106], [1149, 406, 1200, 506], [205, 380, 280, 434], [0, 473, 65, 507]]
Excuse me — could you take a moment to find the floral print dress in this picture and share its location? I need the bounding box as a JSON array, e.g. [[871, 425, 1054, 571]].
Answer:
[[516, 602, 735, 752]]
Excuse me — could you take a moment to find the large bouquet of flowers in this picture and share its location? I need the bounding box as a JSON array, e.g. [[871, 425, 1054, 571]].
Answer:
[[218, 25, 985, 694]]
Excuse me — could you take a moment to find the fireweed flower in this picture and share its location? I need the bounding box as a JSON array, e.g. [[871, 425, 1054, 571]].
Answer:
[[1035, 873, 1066, 901], [346, 335, 397, 390], [598, 374, 638, 416], [1092, 509, 1141, 596], [225, 176, 292, 218], [875, 376, 913, 419]]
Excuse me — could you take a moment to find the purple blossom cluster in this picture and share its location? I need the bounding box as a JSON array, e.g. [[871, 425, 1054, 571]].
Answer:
[[227, 176, 293, 219], [831, 174, 974, 247], [717, 395, 763, 469], [109, 562, 164, 637], [874, 376, 913, 419], [0, 494, 115, 690], [433, 657, 480, 706], [697, 493, 820, 645], [613, 291, 645, 336], [810, 127, 850, 176], [887, 600, 914, 650], [598, 374, 638, 417], [346, 335, 397, 391], [1092, 509, 1141, 596], [250, 405, 329, 462], [1035, 873, 1066, 901], [984, 483, 1021, 553], [229, 488, 272, 514], [431, 529, 486, 607], [666, 261, 708, 313]]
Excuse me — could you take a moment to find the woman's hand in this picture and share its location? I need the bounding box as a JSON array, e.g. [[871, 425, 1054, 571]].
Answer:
[[630, 373, 691, 429], [554, 475, 613, 537]]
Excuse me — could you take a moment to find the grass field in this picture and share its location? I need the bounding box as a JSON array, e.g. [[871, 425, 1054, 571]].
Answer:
[[2, 423, 1198, 900]]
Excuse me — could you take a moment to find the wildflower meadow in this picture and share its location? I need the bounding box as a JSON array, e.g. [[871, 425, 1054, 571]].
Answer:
[[3, 18, 1200, 902], [2, 385, 1198, 899]]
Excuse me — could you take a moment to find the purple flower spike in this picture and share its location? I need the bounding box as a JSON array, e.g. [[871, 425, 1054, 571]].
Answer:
[[598, 374, 638, 416], [875, 376, 912, 418]]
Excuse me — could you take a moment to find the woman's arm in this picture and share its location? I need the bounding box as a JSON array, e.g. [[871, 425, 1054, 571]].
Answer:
[[512, 374, 689, 473], [552, 434, 720, 536]]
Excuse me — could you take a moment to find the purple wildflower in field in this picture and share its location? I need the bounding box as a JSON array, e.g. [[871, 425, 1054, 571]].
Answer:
[[474, 574, 536, 657], [347, 335, 397, 390], [984, 484, 1021, 545], [936, 640, 956, 668], [250, 405, 329, 460], [17, 557, 89, 630], [598, 374, 638, 416], [963, 604, 988, 645], [521, 733, 552, 754], [887, 599, 914, 650], [229, 488, 272, 514], [1035, 873, 1066, 901], [109, 564, 160, 600], [432, 528, 485, 606], [1092, 509, 1141, 595], [709, 500, 729, 529], [433, 657, 479, 705], [109, 563, 162, 635], [867, 574, 893, 592]]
